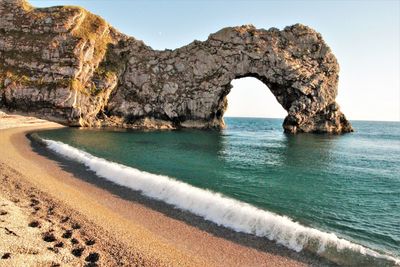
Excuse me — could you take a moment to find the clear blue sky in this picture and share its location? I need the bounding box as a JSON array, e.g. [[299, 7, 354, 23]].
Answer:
[[31, 0, 400, 121]]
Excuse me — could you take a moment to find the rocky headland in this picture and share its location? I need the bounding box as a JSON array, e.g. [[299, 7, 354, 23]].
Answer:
[[0, 0, 353, 133]]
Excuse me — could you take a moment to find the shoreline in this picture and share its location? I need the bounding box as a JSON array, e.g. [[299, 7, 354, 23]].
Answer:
[[0, 117, 333, 266]]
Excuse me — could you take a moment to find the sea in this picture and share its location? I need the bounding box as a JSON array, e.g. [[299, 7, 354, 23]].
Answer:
[[34, 118, 400, 266]]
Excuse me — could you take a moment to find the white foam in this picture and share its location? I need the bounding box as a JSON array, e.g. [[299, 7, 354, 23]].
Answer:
[[43, 138, 399, 266]]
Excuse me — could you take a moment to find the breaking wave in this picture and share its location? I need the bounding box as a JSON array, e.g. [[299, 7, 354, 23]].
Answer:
[[41, 138, 399, 266]]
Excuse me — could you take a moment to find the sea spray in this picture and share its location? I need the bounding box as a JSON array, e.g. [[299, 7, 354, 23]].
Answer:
[[42, 138, 400, 266]]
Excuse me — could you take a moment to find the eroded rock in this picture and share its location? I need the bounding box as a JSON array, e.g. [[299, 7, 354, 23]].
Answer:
[[0, 0, 353, 133]]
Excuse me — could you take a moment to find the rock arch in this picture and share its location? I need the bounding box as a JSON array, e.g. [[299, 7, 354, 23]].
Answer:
[[108, 24, 352, 133], [0, 0, 353, 133]]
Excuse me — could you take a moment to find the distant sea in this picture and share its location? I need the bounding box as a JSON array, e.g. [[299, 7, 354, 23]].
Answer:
[[35, 118, 400, 266]]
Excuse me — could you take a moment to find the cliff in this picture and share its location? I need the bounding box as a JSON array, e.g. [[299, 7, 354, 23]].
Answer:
[[0, 0, 353, 133]]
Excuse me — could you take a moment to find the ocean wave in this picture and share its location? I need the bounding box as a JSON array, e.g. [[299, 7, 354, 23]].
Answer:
[[41, 138, 399, 266]]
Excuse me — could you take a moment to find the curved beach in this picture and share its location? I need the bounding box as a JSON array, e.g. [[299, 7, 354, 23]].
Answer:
[[0, 115, 330, 266]]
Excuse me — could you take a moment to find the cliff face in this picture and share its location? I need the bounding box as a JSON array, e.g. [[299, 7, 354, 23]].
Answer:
[[0, 0, 124, 126], [0, 0, 353, 133]]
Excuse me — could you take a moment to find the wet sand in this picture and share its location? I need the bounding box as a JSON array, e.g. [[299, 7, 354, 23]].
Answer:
[[0, 114, 333, 266]]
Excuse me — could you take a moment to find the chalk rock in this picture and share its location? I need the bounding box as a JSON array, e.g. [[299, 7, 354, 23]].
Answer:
[[0, 0, 353, 133]]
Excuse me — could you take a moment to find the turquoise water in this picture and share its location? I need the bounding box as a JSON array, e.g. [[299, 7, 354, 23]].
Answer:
[[36, 118, 400, 262]]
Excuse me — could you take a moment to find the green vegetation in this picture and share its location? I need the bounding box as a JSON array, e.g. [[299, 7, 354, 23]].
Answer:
[[94, 65, 116, 80], [0, 64, 70, 90], [69, 78, 84, 92], [3, 3, 118, 97], [89, 85, 103, 96], [1, 70, 35, 88], [71, 11, 112, 63], [96, 39, 127, 81], [67, 78, 104, 96], [69, 10, 117, 96]]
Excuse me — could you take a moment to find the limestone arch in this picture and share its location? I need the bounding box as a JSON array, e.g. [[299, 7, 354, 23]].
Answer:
[[0, 1, 352, 133], [108, 24, 352, 133]]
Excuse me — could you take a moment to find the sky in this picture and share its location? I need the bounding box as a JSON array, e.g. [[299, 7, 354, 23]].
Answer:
[[31, 0, 400, 121]]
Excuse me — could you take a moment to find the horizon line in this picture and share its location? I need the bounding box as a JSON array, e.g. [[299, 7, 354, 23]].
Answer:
[[224, 116, 400, 123]]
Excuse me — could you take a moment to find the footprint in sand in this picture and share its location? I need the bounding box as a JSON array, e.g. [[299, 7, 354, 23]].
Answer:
[[47, 246, 59, 253], [54, 241, 64, 248], [31, 206, 40, 214], [71, 247, 85, 257], [28, 220, 40, 228], [47, 206, 55, 215], [62, 230, 72, 239], [30, 198, 40, 207], [1, 253, 11, 259], [42, 231, 57, 242], [85, 252, 100, 263], [60, 216, 69, 223], [85, 239, 96, 246], [0, 210, 8, 216], [71, 222, 81, 230]]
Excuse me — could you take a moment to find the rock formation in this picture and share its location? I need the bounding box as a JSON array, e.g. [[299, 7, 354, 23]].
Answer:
[[0, 0, 353, 133]]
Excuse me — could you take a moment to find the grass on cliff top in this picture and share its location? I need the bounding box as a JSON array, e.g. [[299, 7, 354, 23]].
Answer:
[[69, 10, 115, 95], [20, 0, 33, 12], [71, 11, 112, 63], [8, 3, 115, 96]]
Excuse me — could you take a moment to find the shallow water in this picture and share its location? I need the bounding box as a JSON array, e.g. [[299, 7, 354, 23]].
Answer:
[[36, 118, 400, 264]]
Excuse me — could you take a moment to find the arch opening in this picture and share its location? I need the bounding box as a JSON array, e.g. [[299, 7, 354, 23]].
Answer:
[[222, 77, 287, 125]]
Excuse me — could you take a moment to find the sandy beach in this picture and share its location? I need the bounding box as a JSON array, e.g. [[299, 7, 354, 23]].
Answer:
[[0, 113, 332, 266]]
